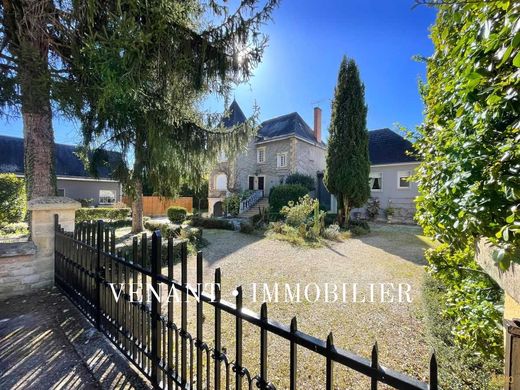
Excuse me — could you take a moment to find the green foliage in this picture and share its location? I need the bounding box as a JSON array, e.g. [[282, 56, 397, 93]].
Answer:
[[366, 198, 380, 220], [239, 221, 255, 234], [349, 225, 369, 236], [322, 224, 342, 241], [223, 190, 252, 216], [324, 213, 338, 226], [425, 244, 503, 358], [269, 184, 308, 215], [0, 174, 26, 225], [190, 216, 234, 230], [324, 56, 370, 219], [268, 195, 326, 246], [423, 275, 502, 389], [415, 2, 520, 268], [0, 222, 29, 236], [75, 208, 131, 223], [180, 181, 209, 210], [167, 206, 188, 224], [285, 173, 316, 191]]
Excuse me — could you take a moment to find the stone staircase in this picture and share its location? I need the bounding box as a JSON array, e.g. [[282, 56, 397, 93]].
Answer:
[[239, 197, 269, 218]]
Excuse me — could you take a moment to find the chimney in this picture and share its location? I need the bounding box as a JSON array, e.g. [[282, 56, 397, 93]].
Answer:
[[313, 107, 322, 143]]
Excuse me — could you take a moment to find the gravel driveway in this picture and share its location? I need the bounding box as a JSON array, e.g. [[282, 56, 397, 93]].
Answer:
[[166, 223, 435, 389]]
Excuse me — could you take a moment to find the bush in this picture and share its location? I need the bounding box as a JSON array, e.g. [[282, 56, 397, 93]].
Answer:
[[322, 224, 341, 241], [423, 275, 502, 388], [190, 216, 234, 230], [239, 221, 255, 234], [366, 197, 380, 220], [0, 174, 26, 225], [75, 207, 131, 222], [425, 244, 503, 358], [349, 219, 370, 231], [324, 213, 338, 226], [285, 173, 316, 191], [167, 206, 187, 224], [349, 225, 369, 236], [269, 184, 308, 215], [0, 222, 29, 236]]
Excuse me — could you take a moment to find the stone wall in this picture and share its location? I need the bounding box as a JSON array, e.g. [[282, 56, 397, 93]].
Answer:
[[0, 197, 79, 299]]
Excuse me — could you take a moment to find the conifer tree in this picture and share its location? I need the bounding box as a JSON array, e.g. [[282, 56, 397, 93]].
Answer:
[[324, 56, 370, 225]]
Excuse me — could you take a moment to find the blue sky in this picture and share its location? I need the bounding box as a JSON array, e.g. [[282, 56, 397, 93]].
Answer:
[[0, 0, 436, 145]]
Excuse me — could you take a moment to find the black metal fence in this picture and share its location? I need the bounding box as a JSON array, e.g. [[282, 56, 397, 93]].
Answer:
[[54, 216, 438, 389]]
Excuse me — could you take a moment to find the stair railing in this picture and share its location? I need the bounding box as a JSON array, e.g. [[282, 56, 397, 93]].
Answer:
[[239, 190, 263, 214]]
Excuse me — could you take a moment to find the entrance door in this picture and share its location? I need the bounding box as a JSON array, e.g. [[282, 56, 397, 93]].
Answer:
[[248, 176, 255, 191], [257, 177, 265, 195]]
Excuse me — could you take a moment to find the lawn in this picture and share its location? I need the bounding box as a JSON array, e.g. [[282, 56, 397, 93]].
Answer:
[[139, 223, 437, 389]]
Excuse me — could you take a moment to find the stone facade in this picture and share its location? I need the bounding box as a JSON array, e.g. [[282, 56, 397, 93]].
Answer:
[[0, 197, 80, 299], [208, 136, 326, 216]]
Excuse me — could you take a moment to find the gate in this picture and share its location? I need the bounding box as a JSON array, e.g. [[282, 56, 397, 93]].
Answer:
[[54, 216, 438, 389]]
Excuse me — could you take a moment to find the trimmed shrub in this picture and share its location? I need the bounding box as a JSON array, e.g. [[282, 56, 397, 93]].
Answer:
[[0, 174, 26, 225], [167, 206, 187, 224], [239, 222, 255, 234], [268, 184, 308, 215], [350, 225, 369, 236], [144, 219, 181, 237], [190, 216, 234, 230], [75, 207, 131, 222], [285, 173, 316, 191]]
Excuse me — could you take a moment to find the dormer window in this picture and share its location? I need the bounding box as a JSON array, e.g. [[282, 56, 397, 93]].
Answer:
[[257, 147, 266, 164]]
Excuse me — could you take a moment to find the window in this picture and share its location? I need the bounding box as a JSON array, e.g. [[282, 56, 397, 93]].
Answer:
[[57, 188, 65, 197], [277, 152, 288, 168], [257, 147, 266, 164], [369, 172, 382, 192], [215, 173, 228, 191], [99, 190, 116, 205], [397, 170, 411, 189]]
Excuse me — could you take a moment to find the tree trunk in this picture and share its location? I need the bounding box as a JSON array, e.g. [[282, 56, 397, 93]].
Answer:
[[18, 6, 56, 200], [131, 178, 144, 233], [131, 130, 145, 233], [343, 195, 350, 228]]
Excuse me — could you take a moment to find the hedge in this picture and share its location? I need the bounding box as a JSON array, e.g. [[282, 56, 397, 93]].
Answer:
[[167, 206, 187, 223], [268, 184, 308, 215], [285, 173, 316, 191], [75, 207, 131, 222], [0, 174, 26, 225], [190, 216, 234, 230]]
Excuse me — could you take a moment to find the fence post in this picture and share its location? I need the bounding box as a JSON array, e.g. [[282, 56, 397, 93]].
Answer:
[[151, 231, 162, 387], [95, 220, 103, 330]]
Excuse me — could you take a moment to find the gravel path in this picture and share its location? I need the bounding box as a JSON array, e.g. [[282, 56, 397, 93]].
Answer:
[[166, 223, 435, 389]]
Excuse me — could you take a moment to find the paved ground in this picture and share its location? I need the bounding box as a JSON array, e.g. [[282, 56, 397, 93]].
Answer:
[[0, 288, 150, 390], [165, 223, 436, 389]]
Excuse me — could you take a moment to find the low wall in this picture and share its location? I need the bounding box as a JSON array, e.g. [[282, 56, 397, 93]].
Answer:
[[0, 197, 80, 300], [122, 196, 193, 217], [0, 241, 41, 297]]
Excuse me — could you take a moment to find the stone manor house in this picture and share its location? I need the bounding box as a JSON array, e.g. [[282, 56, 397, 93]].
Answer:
[[208, 101, 419, 221]]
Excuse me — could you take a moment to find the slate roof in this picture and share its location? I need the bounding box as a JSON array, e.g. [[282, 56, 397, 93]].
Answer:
[[0, 134, 121, 179], [222, 100, 247, 127], [368, 128, 417, 165]]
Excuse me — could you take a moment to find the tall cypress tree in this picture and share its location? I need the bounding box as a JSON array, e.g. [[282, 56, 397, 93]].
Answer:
[[324, 56, 370, 225]]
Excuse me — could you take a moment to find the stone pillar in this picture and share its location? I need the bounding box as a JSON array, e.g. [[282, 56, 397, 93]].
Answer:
[[27, 196, 80, 287]]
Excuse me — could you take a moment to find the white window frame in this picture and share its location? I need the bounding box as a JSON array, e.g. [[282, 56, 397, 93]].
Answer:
[[57, 188, 66, 197], [257, 147, 266, 164], [99, 189, 116, 205], [369, 172, 383, 192], [277, 152, 288, 168], [397, 170, 411, 189], [217, 150, 227, 163]]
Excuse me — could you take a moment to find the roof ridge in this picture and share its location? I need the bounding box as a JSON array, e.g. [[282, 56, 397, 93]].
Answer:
[[261, 111, 298, 124]]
